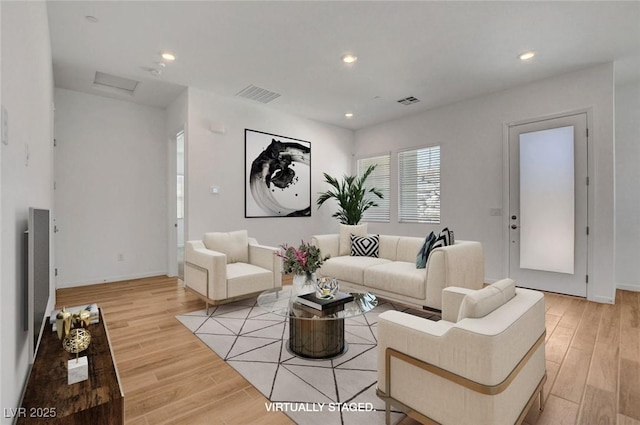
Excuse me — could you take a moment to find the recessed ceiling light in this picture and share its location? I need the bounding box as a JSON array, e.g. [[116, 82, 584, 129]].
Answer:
[[341, 54, 358, 64], [345, 112, 354, 118], [85, 15, 98, 23], [519, 51, 536, 61], [161, 52, 176, 62]]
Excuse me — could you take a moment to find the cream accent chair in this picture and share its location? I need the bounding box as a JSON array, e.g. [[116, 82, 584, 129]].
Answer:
[[376, 279, 546, 425], [185, 230, 282, 308]]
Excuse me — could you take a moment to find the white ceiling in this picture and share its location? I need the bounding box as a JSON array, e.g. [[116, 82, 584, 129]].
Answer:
[[47, 1, 640, 130]]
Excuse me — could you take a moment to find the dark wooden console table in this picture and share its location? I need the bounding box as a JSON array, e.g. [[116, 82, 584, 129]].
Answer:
[[18, 309, 124, 425]]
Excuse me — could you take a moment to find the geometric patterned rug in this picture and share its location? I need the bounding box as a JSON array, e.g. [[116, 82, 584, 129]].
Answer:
[[176, 293, 439, 425]]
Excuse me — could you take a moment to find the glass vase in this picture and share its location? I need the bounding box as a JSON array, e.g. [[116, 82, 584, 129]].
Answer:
[[292, 272, 316, 299]]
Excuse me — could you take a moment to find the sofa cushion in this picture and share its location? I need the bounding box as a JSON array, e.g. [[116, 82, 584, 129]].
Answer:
[[416, 232, 437, 269], [457, 278, 517, 321], [351, 234, 379, 257], [379, 235, 399, 261], [226, 262, 273, 298], [365, 262, 427, 299], [339, 223, 368, 256], [321, 256, 390, 285], [397, 236, 426, 263], [203, 230, 249, 264]]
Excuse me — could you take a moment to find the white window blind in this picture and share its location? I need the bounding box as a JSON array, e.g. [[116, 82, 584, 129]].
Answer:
[[399, 146, 440, 223], [357, 154, 390, 222]]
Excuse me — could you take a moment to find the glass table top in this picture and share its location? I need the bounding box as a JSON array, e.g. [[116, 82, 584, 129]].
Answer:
[[257, 287, 377, 320]]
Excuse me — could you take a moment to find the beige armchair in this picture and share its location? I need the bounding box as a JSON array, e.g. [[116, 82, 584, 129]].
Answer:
[[185, 230, 282, 308], [376, 279, 546, 425]]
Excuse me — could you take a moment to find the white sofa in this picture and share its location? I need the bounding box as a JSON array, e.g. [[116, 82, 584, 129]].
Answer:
[[185, 230, 282, 307], [311, 231, 484, 310], [376, 279, 547, 425]]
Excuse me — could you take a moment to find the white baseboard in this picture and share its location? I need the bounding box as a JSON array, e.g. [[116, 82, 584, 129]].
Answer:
[[616, 283, 640, 292], [588, 295, 615, 304], [57, 270, 168, 289]]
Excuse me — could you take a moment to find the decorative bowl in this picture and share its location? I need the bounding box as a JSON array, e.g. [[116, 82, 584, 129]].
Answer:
[[315, 277, 339, 299]]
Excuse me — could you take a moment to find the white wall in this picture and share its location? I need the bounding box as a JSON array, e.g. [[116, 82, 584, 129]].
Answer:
[[186, 87, 354, 247], [615, 80, 640, 292], [54, 88, 168, 287], [1, 1, 54, 418], [354, 64, 615, 304]]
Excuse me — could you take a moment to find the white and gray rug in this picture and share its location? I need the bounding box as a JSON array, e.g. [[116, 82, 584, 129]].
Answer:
[[176, 295, 439, 425]]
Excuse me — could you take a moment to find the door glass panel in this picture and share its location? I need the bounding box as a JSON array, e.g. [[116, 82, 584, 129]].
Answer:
[[519, 125, 575, 274], [176, 131, 185, 279]]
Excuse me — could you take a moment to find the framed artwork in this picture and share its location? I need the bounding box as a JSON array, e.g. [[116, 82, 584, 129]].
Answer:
[[245, 129, 311, 217]]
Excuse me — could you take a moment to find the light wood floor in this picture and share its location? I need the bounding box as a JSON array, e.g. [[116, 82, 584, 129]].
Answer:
[[56, 276, 640, 425]]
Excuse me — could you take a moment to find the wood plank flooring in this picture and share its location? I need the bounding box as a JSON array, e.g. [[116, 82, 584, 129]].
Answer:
[[56, 276, 640, 425]]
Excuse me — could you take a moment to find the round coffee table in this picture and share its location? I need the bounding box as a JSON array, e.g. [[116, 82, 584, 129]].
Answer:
[[257, 287, 377, 359]]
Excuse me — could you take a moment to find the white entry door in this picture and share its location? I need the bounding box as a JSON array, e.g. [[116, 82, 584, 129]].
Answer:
[[508, 113, 588, 297]]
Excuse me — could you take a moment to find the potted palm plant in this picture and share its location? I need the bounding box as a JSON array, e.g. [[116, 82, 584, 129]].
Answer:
[[317, 164, 383, 225]]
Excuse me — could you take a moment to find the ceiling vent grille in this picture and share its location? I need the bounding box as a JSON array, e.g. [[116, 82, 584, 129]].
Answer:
[[93, 71, 139, 96], [397, 96, 421, 106], [236, 84, 281, 104]]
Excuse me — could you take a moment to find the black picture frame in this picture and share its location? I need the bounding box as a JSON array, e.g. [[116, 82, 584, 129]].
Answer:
[[245, 129, 311, 218]]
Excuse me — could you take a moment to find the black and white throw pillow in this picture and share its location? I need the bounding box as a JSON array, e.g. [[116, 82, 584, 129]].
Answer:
[[440, 227, 455, 246], [432, 233, 448, 250], [350, 234, 380, 257]]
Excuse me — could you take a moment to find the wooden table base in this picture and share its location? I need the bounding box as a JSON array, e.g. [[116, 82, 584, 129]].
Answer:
[[288, 316, 346, 359]]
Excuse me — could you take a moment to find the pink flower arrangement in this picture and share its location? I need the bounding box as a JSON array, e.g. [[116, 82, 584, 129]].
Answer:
[[276, 241, 328, 276]]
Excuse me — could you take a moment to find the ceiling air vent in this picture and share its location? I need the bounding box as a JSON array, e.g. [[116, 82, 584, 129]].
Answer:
[[236, 84, 281, 104], [93, 71, 139, 96], [397, 96, 421, 106]]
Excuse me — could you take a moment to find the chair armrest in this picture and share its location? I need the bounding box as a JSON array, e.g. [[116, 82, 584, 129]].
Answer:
[[441, 287, 474, 323], [249, 243, 280, 271], [425, 241, 485, 309], [311, 234, 340, 258], [185, 240, 228, 300], [377, 310, 454, 392], [186, 240, 226, 270]]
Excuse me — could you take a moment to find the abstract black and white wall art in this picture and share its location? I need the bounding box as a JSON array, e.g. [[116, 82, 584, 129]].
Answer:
[[245, 129, 311, 217]]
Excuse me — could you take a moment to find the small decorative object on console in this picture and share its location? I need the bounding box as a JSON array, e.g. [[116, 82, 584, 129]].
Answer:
[[51, 303, 99, 332], [63, 328, 92, 354], [54, 304, 96, 386], [63, 327, 92, 385], [67, 356, 89, 385], [55, 307, 72, 340]]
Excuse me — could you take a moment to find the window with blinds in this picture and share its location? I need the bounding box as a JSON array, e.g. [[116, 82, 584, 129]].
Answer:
[[398, 146, 440, 223], [357, 154, 390, 222]]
